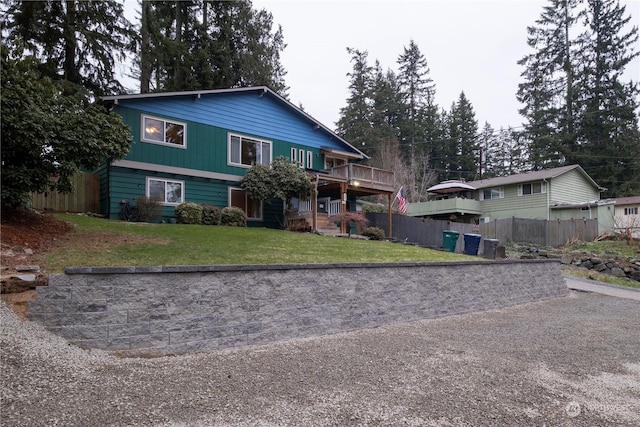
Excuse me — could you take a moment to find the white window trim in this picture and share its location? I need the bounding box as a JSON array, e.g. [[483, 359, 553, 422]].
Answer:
[[141, 114, 187, 148], [229, 187, 263, 220], [227, 133, 273, 168], [146, 177, 184, 206], [518, 182, 547, 196], [306, 151, 313, 169], [481, 187, 504, 201], [299, 149, 305, 168], [291, 147, 297, 164]]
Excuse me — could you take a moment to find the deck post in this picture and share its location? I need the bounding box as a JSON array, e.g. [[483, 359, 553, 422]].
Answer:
[[388, 192, 393, 238], [340, 182, 347, 233]]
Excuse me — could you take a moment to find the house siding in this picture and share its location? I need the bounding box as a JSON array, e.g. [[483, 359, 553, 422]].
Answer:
[[106, 166, 283, 227], [478, 185, 549, 220], [549, 169, 600, 204], [116, 92, 347, 153]]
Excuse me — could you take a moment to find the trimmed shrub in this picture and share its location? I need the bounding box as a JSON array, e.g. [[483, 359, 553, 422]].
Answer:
[[221, 206, 247, 227], [362, 226, 385, 240], [362, 204, 388, 213], [201, 204, 222, 225], [174, 202, 203, 224], [134, 196, 163, 223]]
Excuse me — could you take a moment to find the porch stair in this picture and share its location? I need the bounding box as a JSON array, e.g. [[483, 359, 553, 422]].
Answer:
[[315, 213, 342, 236]]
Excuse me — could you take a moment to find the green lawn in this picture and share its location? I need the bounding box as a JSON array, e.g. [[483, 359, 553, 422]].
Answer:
[[46, 214, 478, 272]]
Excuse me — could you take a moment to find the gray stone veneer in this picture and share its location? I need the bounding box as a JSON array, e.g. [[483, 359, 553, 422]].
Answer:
[[27, 260, 567, 356]]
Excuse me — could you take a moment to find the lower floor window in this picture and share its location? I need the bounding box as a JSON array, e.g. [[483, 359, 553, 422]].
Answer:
[[147, 178, 184, 205], [230, 188, 262, 219]]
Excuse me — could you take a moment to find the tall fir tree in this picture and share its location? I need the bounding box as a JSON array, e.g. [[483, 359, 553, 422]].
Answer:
[[518, 0, 639, 195], [1, 0, 136, 96], [336, 48, 374, 153], [577, 0, 640, 197], [397, 40, 436, 156], [517, 0, 583, 169], [136, 0, 287, 94], [445, 92, 479, 182]]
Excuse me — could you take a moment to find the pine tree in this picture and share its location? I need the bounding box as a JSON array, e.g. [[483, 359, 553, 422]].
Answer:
[[577, 0, 640, 197], [336, 48, 374, 152], [1, 0, 136, 96], [368, 62, 404, 159], [445, 92, 479, 182], [397, 40, 435, 156], [517, 0, 583, 169], [136, 0, 288, 94]]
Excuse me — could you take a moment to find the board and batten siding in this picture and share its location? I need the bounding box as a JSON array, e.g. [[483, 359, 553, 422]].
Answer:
[[549, 169, 601, 204], [117, 106, 321, 177]]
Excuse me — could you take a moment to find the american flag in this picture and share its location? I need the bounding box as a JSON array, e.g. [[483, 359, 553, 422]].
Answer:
[[395, 186, 407, 213]]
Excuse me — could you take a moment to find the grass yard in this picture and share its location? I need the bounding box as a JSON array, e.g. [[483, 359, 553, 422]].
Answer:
[[44, 214, 477, 272]]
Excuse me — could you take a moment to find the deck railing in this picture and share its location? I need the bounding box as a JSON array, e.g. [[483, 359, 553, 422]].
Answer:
[[328, 164, 395, 190]]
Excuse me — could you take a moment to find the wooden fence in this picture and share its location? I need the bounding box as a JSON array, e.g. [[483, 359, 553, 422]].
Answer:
[[30, 172, 100, 213], [366, 213, 599, 250]]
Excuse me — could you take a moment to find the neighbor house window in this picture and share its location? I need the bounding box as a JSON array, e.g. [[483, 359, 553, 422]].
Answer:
[[481, 187, 504, 200], [624, 207, 639, 215], [230, 188, 262, 219], [147, 178, 184, 205], [518, 181, 547, 196], [141, 115, 186, 147], [229, 134, 272, 167]]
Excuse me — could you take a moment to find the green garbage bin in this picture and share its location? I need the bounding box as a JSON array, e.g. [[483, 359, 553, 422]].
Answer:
[[442, 230, 460, 252]]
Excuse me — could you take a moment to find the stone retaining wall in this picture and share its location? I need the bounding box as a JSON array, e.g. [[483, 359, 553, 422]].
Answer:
[[27, 260, 567, 356]]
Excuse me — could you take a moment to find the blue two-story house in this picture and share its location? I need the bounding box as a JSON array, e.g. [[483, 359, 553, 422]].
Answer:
[[100, 87, 395, 232]]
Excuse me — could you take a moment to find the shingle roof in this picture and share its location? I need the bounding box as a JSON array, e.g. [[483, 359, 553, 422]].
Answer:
[[611, 196, 640, 206], [466, 165, 603, 190]]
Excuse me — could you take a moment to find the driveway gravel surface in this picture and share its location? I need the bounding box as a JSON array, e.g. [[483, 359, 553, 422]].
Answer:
[[1, 290, 639, 426]]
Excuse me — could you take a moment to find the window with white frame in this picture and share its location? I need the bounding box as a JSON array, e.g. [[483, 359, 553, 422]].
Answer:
[[624, 207, 639, 215], [518, 181, 547, 196], [481, 187, 504, 200], [230, 187, 262, 219], [141, 115, 186, 147], [290, 147, 298, 164], [147, 178, 184, 205], [306, 151, 313, 169], [229, 134, 272, 167]]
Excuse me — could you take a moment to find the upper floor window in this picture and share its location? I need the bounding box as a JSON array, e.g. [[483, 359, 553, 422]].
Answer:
[[624, 207, 638, 215], [481, 187, 504, 201], [290, 148, 314, 169], [518, 181, 546, 196], [142, 115, 186, 147], [147, 177, 184, 205], [325, 156, 346, 169], [229, 134, 272, 167]]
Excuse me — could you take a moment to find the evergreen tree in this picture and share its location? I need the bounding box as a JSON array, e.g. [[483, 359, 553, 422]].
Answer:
[[445, 92, 479, 182], [517, 0, 582, 169], [397, 40, 435, 156], [518, 0, 639, 195], [137, 0, 288, 94], [577, 0, 640, 197], [336, 48, 374, 152], [1, 0, 137, 96]]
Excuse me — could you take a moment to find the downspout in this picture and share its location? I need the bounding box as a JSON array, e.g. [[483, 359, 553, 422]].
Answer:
[[543, 178, 550, 220]]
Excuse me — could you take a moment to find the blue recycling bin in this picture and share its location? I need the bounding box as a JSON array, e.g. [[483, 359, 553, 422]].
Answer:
[[463, 233, 482, 256]]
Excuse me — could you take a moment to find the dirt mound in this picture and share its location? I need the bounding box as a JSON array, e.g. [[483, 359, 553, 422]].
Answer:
[[1, 208, 74, 296]]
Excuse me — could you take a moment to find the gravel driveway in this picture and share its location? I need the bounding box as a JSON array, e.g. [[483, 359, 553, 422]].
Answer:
[[1, 290, 639, 427]]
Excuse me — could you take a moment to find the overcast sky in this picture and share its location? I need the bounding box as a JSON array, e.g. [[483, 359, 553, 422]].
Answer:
[[250, 0, 640, 131], [122, 0, 639, 132]]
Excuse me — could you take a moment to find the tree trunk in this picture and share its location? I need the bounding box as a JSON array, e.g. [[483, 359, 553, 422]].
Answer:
[[140, 0, 151, 93]]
